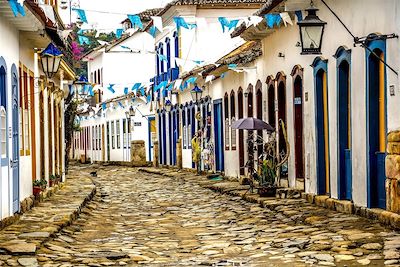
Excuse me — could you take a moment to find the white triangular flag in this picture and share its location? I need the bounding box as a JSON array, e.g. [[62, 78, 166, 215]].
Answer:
[[175, 58, 186, 68], [151, 16, 163, 32], [280, 12, 293, 27], [249, 16, 263, 27], [205, 75, 215, 84], [39, 4, 56, 24], [97, 40, 109, 46], [174, 79, 183, 90], [61, 29, 72, 40]]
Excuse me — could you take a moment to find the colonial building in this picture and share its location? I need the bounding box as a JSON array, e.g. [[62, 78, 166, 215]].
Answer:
[[156, 0, 400, 211], [0, 0, 75, 221], [73, 9, 158, 163], [152, 0, 266, 168]]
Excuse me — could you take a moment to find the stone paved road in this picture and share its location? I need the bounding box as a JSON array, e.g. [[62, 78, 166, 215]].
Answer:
[[7, 165, 400, 266]]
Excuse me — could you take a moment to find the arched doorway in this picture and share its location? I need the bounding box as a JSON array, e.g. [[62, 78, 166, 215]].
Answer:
[[335, 47, 352, 200], [266, 76, 275, 129], [256, 80, 263, 158], [366, 38, 386, 208], [312, 57, 330, 195], [291, 66, 305, 185], [247, 84, 254, 168], [238, 88, 244, 175], [276, 73, 287, 178]]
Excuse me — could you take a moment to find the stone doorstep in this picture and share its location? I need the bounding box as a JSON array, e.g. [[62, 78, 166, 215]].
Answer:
[[0, 177, 97, 256], [138, 167, 400, 232]]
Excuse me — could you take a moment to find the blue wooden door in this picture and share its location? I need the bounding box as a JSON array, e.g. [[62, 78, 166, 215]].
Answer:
[[162, 112, 166, 165], [11, 68, 19, 213], [213, 100, 224, 172], [338, 61, 352, 200], [367, 45, 386, 208], [172, 110, 177, 165]]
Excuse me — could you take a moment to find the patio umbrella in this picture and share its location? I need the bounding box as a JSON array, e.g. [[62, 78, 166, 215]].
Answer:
[[231, 117, 274, 132]]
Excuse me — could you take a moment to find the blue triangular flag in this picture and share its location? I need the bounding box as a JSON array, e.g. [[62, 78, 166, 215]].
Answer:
[[173, 17, 189, 31], [228, 19, 239, 31], [107, 84, 115, 93], [87, 85, 94, 96], [139, 87, 145, 96], [115, 28, 124, 39], [8, 0, 25, 17], [73, 9, 87, 23], [228, 64, 237, 69], [149, 26, 157, 38], [102, 103, 106, 110], [124, 87, 129, 95], [158, 54, 168, 62], [186, 77, 197, 85], [221, 72, 227, 79], [78, 35, 90, 45], [146, 94, 151, 103], [127, 15, 143, 29], [118, 101, 124, 108], [265, 14, 282, 28], [132, 83, 141, 91]]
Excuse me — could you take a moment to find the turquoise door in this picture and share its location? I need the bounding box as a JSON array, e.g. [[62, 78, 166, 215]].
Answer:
[[11, 66, 19, 213], [213, 100, 224, 171]]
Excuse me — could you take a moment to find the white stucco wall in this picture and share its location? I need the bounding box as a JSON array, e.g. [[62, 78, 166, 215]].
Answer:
[[0, 14, 20, 220]]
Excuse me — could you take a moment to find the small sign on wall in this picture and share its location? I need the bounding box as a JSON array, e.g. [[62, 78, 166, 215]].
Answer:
[[134, 122, 142, 126], [390, 85, 395, 96], [305, 92, 309, 102], [294, 97, 302, 105]]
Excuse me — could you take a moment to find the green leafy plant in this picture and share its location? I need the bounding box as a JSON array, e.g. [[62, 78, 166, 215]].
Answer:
[[40, 178, 47, 189], [33, 180, 42, 187]]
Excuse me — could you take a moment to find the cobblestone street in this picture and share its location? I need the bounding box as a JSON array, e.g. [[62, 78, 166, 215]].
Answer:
[[2, 165, 400, 266]]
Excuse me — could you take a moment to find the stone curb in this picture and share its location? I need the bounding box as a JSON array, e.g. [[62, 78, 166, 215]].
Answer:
[[0, 183, 66, 231], [0, 175, 97, 256], [138, 167, 400, 232]]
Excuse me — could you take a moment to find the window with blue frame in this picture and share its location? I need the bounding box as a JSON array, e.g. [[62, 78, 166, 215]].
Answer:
[[160, 43, 164, 74], [166, 37, 171, 71], [156, 46, 160, 77], [183, 106, 187, 149], [0, 65, 6, 157], [173, 31, 179, 66]]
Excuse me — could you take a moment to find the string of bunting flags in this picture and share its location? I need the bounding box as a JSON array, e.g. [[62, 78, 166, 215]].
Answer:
[[71, 7, 304, 46]]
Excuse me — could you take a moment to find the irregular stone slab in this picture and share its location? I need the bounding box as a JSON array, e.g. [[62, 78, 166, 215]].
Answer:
[[361, 243, 382, 250], [0, 243, 36, 255], [74, 252, 129, 260], [17, 257, 39, 267], [357, 259, 371, 265], [314, 254, 334, 262], [335, 255, 355, 261], [19, 232, 51, 238]]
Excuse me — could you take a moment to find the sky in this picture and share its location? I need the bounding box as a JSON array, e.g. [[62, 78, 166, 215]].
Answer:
[[59, 0, 173, 31]]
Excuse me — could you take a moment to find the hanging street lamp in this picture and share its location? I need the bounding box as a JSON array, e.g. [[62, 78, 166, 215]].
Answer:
[[297, 1, 327, 55], [40, 43, 63, 78], [164, 99, 172, 112], [73, 75, 90, 97], [190, 84, 203, 103]]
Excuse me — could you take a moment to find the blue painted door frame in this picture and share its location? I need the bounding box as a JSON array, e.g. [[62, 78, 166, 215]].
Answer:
[[335, 47, 352, 200], [172, 110, 178, 165], [213, 99, 224, 172], [312, 57, 330, 195], [11, 65, 19, 213], [148, 117, 155, 161], [0, 58, 8, 216], [366, 38, 387, 209]]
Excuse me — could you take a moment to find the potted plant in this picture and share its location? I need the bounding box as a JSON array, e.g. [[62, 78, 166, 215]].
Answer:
[[257, 159, 278, 197], [49, 175, 56, 187], [55, 174, 61, 184], [33, 180, 42, 196], [40, 178, 47, 190]]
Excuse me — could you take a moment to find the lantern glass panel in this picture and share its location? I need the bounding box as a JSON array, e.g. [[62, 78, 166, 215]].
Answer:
[[301, 25, 324, 51], [53, 57, 61, 74]]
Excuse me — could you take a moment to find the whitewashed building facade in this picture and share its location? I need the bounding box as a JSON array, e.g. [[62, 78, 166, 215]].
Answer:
[[156, 0, 400, 211]]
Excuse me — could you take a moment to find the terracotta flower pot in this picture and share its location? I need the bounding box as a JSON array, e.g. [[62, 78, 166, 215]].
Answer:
[[33, 186, 42, 196]]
